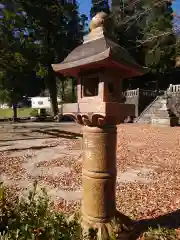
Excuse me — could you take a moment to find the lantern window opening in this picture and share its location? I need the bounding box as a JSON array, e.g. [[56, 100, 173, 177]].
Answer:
[[108, 82, 114, 95], [82, 76, 99, 97]]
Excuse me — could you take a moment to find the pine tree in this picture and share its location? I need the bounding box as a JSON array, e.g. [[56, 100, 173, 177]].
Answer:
[[143, 0, 176, 90], [90, 0, 110, 18], [106, 0, 146, 64], [108, 0, 177, 90]]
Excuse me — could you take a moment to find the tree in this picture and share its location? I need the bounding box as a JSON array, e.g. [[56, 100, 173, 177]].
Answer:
[[14, 0, 86, 116], [71, 77, 77, 102], [106, 0, 145, 63], [0, 3, 44, 120], [173, 13, 180, 67], [57, 77, 77, 103], [1, 0, 87, 119], [104, 0, 147, 89], [90, 0, 110, 18], [143, 0, 176, 91], [107, 0, 177, 90]]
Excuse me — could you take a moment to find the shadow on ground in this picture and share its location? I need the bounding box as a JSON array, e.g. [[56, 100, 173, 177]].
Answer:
[[130, 209, 180, 239], [0, 136, 56, 143], [33, 129, 82, 139], [0, 129, 82, 152], [0, 144, 60, 153], [0, 127, 82, 142]]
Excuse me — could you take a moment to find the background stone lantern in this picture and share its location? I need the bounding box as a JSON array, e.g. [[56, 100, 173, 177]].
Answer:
[[52, 12, 146, 239]]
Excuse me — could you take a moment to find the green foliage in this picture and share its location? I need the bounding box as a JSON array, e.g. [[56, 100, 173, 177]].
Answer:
[[142, 1, 176, 73], [57, 77, 77, 103], [143, 226, 178, 240], [108, 0, 177, 90], [90, 0, 110, 18], [14, 0, 86, 116], [0, 0, 87, 116], [0, 2, 44, 108], [0, 182, 83, 240], [106, 0, 146, 64]]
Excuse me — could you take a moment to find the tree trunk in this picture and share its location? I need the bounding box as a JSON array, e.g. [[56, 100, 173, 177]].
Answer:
[[12, 104, 17, 122], [47, 65, 58, 116], [72, 78, 75, 102], [46, 28, 58, 117], [61, 78, 65, 102]]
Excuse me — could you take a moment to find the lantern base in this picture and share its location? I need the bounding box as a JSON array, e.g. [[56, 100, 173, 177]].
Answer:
[[69, 210, 134, 240]]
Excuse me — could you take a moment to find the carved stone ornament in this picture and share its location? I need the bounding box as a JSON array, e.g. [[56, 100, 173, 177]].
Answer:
[[89, 12, 108, 31], [69, 210, 134, 239], [64, 112, 124, 127], [65, 113, 106, 127]]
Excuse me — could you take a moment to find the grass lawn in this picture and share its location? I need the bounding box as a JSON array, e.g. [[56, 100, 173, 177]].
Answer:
[[0, 108, 32, 118]]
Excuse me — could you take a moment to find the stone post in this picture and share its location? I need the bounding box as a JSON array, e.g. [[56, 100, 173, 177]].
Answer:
[[82, 125, 117, 226], [76, 123, 133, 239]]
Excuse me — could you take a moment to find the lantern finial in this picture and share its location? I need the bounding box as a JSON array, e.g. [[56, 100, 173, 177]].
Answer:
[[89, 12, 108, 31]]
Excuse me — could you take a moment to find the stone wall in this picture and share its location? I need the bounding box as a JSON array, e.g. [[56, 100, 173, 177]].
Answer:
[[122, 89, 139, 117], [167, 84, 180, 118], [123, 89, 156, 117]]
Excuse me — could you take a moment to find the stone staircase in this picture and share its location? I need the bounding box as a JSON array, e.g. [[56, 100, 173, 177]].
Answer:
[[135, 95, 170, 124]]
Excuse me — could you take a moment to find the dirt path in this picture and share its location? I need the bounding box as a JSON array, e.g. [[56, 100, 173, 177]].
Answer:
[[0, 122, 82, 202]]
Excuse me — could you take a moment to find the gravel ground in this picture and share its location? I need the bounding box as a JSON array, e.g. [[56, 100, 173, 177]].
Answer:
[[116, 124, 180, 220], [0, 123, 180, 228]]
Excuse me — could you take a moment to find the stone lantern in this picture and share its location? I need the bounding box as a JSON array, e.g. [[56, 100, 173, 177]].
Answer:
[[52, 12, 146, 239]]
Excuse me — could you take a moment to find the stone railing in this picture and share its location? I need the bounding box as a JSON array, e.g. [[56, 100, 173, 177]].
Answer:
[[167, 84, 180, 94], [122, 88, 157, 117], [123, 85, 180, 119], [123, 88, 157, 98], [139, 89, 157, 97], [123, 89, 139, 97]]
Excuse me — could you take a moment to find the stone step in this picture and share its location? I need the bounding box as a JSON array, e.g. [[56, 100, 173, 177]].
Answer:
[[136, 95, 174, 124], [153, 115, 169, 119], [153, 110, 169, 116], [144, 104, 165, 112], [137, 118, 151, 123], [138, 116, 151, 121], [151, 118, 171, 126]]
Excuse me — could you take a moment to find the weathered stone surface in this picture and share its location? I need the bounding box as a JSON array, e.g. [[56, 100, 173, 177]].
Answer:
[[82, 126, 116, 222]]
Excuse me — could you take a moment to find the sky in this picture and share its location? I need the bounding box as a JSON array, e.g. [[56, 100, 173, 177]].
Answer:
[[77, 0, 91, 20], [173, 0, 180, 14], [77, 0, 180, 21]]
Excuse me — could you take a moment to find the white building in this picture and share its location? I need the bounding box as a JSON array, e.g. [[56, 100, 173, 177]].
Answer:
[[0, 103, 9, 109], [31, 97, 62, 109]]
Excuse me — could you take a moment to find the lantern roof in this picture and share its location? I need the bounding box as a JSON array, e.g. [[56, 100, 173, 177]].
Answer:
[[52, 12, 147, 77]]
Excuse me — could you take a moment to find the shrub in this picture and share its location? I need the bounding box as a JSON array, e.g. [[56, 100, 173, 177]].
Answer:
[[141, 226, 178, 240], [2, 182, 178, 240], [0, 182, 84, 240]]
